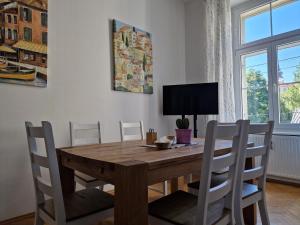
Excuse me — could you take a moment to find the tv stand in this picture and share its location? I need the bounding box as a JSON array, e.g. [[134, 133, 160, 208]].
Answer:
[[193, 115, 197, 138]]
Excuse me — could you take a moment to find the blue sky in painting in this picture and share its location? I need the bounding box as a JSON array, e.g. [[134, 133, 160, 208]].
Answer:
[[114, 20, 150, 36], [244, 0, 300, 83]]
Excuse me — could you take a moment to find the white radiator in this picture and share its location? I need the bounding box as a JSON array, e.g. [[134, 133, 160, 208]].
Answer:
[[249, 134, 300, 181]]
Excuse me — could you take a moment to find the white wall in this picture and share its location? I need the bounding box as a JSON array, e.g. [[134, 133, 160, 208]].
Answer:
[[185, 0, 206, 84], [0, 0, 186, 220]]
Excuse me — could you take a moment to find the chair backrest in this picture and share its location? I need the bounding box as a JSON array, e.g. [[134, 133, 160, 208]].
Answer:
[[119, 121, 144, 142], [195, 120, 249, 225], [70, 121, 101, 147], [25, 121, 66, 224], [236, 121, 274, 198]]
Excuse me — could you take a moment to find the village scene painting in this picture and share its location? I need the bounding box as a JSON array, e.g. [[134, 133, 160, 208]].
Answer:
[[113, 20, 153, 94], [0, 0, 47, 87]]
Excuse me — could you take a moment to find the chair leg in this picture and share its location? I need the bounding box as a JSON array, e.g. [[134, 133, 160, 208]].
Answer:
[[34, 212, 44, 225], [258, 195, 270, 225], [234, 204, 245, 225]]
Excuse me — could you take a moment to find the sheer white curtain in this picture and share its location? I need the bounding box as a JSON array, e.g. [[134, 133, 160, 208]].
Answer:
[[197, 0, 236, 135]]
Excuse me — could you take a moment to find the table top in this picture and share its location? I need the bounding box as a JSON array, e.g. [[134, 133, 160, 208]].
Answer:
[[57, 139, 233, 168]]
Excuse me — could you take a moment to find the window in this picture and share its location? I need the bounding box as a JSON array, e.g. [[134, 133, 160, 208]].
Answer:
[[233, 0, 300, 130], [42, 56, 47, 64], [21, 7, 32, 22], [42, 32, 47, 45], [7, 29, 11, 39], [23, 53, 29, 60], [13, 29, 17, 41], [24, 27, 32, 41], [23, 52, 35, 61], [277, 41, 300, 124], [41, 13, 47, 27], [14, 15, 17, 24], [7, 15, 11, 23], [241, 0, 300, 44], [241, 50, 269, 123]]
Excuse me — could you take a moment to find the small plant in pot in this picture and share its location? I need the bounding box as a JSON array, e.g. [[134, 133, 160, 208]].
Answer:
[[176, 118, 192, 144]]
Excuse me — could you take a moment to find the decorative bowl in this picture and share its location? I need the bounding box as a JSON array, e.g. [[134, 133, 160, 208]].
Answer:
[[155, 142, 172, 150]]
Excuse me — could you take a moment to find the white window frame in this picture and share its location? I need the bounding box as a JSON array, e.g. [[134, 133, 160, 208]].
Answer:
[[232, 0, 300, 133]]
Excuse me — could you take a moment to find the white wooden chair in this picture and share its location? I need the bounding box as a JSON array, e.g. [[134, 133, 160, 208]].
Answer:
[[25, 121, 114, 225], [148, 120, 249, 225], [234, 121, 274, 225], [70, 122, 108, 190], [188, 121, 274, 225], [120, 120, 168, 195]]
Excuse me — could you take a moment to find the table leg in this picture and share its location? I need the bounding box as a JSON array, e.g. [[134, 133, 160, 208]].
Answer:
[[57, 153, 75, 195], [170, 178, 179, 193], [115, 161, 148, 225], [243, 157, 257, 225]]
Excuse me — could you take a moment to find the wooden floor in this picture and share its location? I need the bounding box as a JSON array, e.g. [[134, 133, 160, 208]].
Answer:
[[2, 182, 300, 225]]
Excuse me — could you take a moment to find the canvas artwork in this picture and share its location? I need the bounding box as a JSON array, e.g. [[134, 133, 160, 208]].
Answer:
[[113, 19, 153, 94], [0, 0, 48, 87]]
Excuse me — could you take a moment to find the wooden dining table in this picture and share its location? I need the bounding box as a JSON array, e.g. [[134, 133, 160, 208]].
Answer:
[[57, 139, 256, 225]]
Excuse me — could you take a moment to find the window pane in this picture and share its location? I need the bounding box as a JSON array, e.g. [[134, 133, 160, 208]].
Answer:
[[277, 41, 300, 124], [272, 0, 300, 36], [241, 50, 269, 122], [241, 4, 271, 43]]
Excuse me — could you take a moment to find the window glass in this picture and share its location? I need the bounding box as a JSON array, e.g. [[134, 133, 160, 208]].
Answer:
[[241, 4, 271, 43], [7, 15, 11, 23], [42, 32, 47, 45], [7, 29, 11, 39], [241, 50, 269, 122], [41, 13, 47, 27], [24, 27, 32, 41], [277, 41, 300, 124], [272, 0, 300, 36]]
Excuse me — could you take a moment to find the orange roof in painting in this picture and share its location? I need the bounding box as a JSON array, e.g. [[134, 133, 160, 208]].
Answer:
[[13, 40, 47, 54], [0, 45, 16, 53], [17, 0, 47, 10]]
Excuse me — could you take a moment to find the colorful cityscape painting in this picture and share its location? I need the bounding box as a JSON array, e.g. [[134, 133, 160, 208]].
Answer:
[[0, 0, 48, 87], [113, 20, 153, 94]]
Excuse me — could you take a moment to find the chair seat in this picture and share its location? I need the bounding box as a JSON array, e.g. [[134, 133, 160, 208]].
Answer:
[[149, 190, 226, 225], [188, 174, 260, 199], [39, 188, 114, 222], [75, 171, 98, 183]]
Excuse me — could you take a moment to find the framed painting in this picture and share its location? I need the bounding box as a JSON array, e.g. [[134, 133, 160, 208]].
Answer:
[[112, 19, 153, 94], [0, 0, 48, 87]]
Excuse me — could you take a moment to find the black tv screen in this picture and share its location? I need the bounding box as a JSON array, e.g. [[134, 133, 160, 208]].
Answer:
[[163, 83, 219, 116]]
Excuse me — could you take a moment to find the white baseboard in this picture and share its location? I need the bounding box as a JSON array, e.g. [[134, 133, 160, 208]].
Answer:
[[267, 174, 300, 185]]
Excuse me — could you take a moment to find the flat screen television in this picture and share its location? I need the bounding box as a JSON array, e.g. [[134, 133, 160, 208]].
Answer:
[[163, 83, 219, 116]]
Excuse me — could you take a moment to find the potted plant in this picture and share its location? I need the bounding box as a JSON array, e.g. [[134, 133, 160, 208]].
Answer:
[[176, 118, 192, 144]]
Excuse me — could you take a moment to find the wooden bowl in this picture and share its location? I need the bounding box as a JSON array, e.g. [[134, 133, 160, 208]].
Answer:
[[155, 142, 172, 150]]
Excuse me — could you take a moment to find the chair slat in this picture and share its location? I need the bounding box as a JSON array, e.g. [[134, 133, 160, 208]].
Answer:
[[245, 146, 267, 158], [248, 124, 270, 134], [28, 127, 44, 138], [122, 122, 141, 128], [73, 138, 100, 146], [31, 153, 49, 168], [243, 167, 264, 181], [123, 134, 142, 141], [208, 180, 232, 204], [212, 153, 236, 172], [216, 125, 239, 139], [72, 123, 99, 130], [36, 176, 53, 197]]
